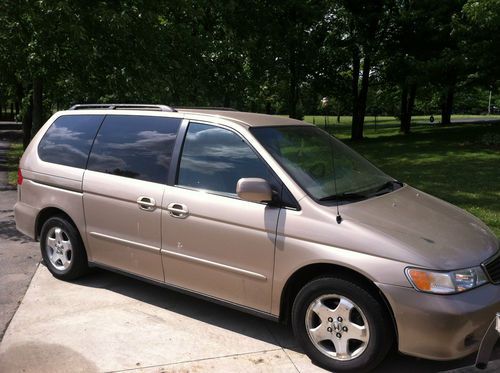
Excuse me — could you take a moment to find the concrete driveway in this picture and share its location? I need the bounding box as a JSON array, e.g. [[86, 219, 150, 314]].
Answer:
[[0, 263, 498, 373]]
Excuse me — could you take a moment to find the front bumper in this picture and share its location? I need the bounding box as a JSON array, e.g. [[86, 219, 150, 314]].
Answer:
[[475, 312, 500, 369], [378, 282, 500, 360]]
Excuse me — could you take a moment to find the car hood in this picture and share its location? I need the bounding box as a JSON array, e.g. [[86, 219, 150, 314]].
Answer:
[[340, 185, 498, 270]]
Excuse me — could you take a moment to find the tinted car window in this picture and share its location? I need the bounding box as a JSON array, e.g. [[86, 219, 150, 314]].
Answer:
[[88, 115, 181, 183], [177, 122, 272, 196], [38, 115, 104, 168]]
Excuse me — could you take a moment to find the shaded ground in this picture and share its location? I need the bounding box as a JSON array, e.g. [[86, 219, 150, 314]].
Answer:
[[0, 190, 40, 341], [0, 141, 11, 188], [0, 122, 22, 190], [0, 124, 40, 341]]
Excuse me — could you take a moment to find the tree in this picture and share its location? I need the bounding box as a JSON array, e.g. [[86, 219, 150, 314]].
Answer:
[[0, 0, 96, 145], [223, 1, 329, 118], [330, 0, 392, 140], [380, 0, 466, 131], [425, 1, 466, 125], [0, 0, 204, 145], [460, 0, 500, 92], [384, 1, 439, 133]]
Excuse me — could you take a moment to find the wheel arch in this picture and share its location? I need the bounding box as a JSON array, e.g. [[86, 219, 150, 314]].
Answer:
[[279, 263, 398, 343], [35, 207, 81, 242]]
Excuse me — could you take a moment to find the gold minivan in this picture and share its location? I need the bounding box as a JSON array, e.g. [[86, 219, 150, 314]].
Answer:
[[15, 104, 500, 372]]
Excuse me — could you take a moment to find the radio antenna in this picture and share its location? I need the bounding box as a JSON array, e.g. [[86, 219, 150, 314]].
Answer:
[[331, 137, 342, 224]]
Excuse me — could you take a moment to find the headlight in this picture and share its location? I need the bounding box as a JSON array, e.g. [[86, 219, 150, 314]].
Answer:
[[405, 266, 489, 294]]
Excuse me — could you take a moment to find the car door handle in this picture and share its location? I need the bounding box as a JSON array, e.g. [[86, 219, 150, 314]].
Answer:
[[167, 202, 189, 218], [137, 196, 156, 211]]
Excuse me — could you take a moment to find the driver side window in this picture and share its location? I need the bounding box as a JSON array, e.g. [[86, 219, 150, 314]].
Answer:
[[177, 122, 273, 196]]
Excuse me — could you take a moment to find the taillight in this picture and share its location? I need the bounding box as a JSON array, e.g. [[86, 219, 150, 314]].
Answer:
[[17, 168, 23, 185]]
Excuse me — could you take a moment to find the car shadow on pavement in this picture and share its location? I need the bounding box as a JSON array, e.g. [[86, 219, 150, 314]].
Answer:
[[0, 219, 32, 243], [70, 266, 499, 373], [72, 266, 294, 349]]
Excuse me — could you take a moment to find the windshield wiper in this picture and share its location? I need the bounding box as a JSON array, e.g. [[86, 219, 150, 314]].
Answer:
[[320, 180, 403, 202], [319, 192, 367, 201], [372, 180, 403, 196]]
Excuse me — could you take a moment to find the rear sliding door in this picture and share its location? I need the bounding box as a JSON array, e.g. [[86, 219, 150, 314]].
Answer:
[[83, 114, 181, 281]]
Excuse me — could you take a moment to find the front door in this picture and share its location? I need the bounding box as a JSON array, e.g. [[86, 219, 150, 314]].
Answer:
[[161, 122, 280, 312]]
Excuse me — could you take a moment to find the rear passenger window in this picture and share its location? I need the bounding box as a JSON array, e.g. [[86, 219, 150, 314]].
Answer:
[[38, 115, 104, 168], [87, 115, 181, 183]]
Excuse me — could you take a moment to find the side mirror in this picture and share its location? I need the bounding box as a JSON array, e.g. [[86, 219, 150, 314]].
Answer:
[[236, 178, 273, 203]]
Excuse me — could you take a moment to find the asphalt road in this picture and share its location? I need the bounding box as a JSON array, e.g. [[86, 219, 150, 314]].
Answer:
[[0, 190, 40, 340], [0, 141, 11, 188], [0, 127, 40, 341]]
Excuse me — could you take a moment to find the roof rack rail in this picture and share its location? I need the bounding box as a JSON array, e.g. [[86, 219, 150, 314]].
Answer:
[[175, 106, 237, 111], [68, 104, 176, 112]]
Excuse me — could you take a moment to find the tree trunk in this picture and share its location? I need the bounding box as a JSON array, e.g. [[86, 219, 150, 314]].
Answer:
[[400, 82, 417, 134], [265, 102, 271, 114], [15, 83, 24, 123], [351, 46, 360, 139], [288, 46, 300, 119], [22, 94, 33, 149], [32, 77, 43, 137], [286, 8, 300, 121], [400, 82, 409, 133], [352, 53, 370, 141], [441, 84, 454, 125], [407, 83, 417, 126]]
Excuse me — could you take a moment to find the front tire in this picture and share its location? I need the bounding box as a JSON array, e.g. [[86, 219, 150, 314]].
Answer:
[[40, 216, 89, 281], [291, 277, 393, 372]]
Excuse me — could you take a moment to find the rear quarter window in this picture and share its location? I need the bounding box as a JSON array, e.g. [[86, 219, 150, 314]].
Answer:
[[38, 115, 104, 168]]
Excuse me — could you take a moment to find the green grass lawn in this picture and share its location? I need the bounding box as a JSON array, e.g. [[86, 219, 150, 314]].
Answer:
[[7, 118, 499, 236], [343, 122, 500, 237], [6, 143, 23, 185], [303, 114, 500, 128]]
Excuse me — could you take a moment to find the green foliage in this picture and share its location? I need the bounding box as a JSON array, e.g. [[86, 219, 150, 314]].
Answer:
[[1, 0, 499, 134], [460, 0, 500, 89], [6, 143, 23, 185]]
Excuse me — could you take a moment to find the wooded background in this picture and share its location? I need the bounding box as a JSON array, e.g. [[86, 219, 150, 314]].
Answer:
[[1, 0, 499, 146]]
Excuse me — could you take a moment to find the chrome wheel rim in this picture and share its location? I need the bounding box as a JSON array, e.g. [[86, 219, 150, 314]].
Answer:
[[45, 227, 72, 271], [305, 294, 370, 361]]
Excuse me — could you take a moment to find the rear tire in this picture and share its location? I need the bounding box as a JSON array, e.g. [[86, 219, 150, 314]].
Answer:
[[40, 216, 89, 280], [291, 277, 393, 372]]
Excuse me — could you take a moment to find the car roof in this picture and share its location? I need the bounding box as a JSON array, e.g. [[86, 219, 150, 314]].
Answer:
[[175, 108, 308, 128], [61, 106, 310, 128]]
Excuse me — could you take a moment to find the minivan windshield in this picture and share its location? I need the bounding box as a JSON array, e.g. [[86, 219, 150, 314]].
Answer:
[[251, 126, 400, 202]]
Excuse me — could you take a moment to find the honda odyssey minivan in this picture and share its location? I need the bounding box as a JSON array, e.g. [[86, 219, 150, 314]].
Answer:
[[15, 104, 500, 372]]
